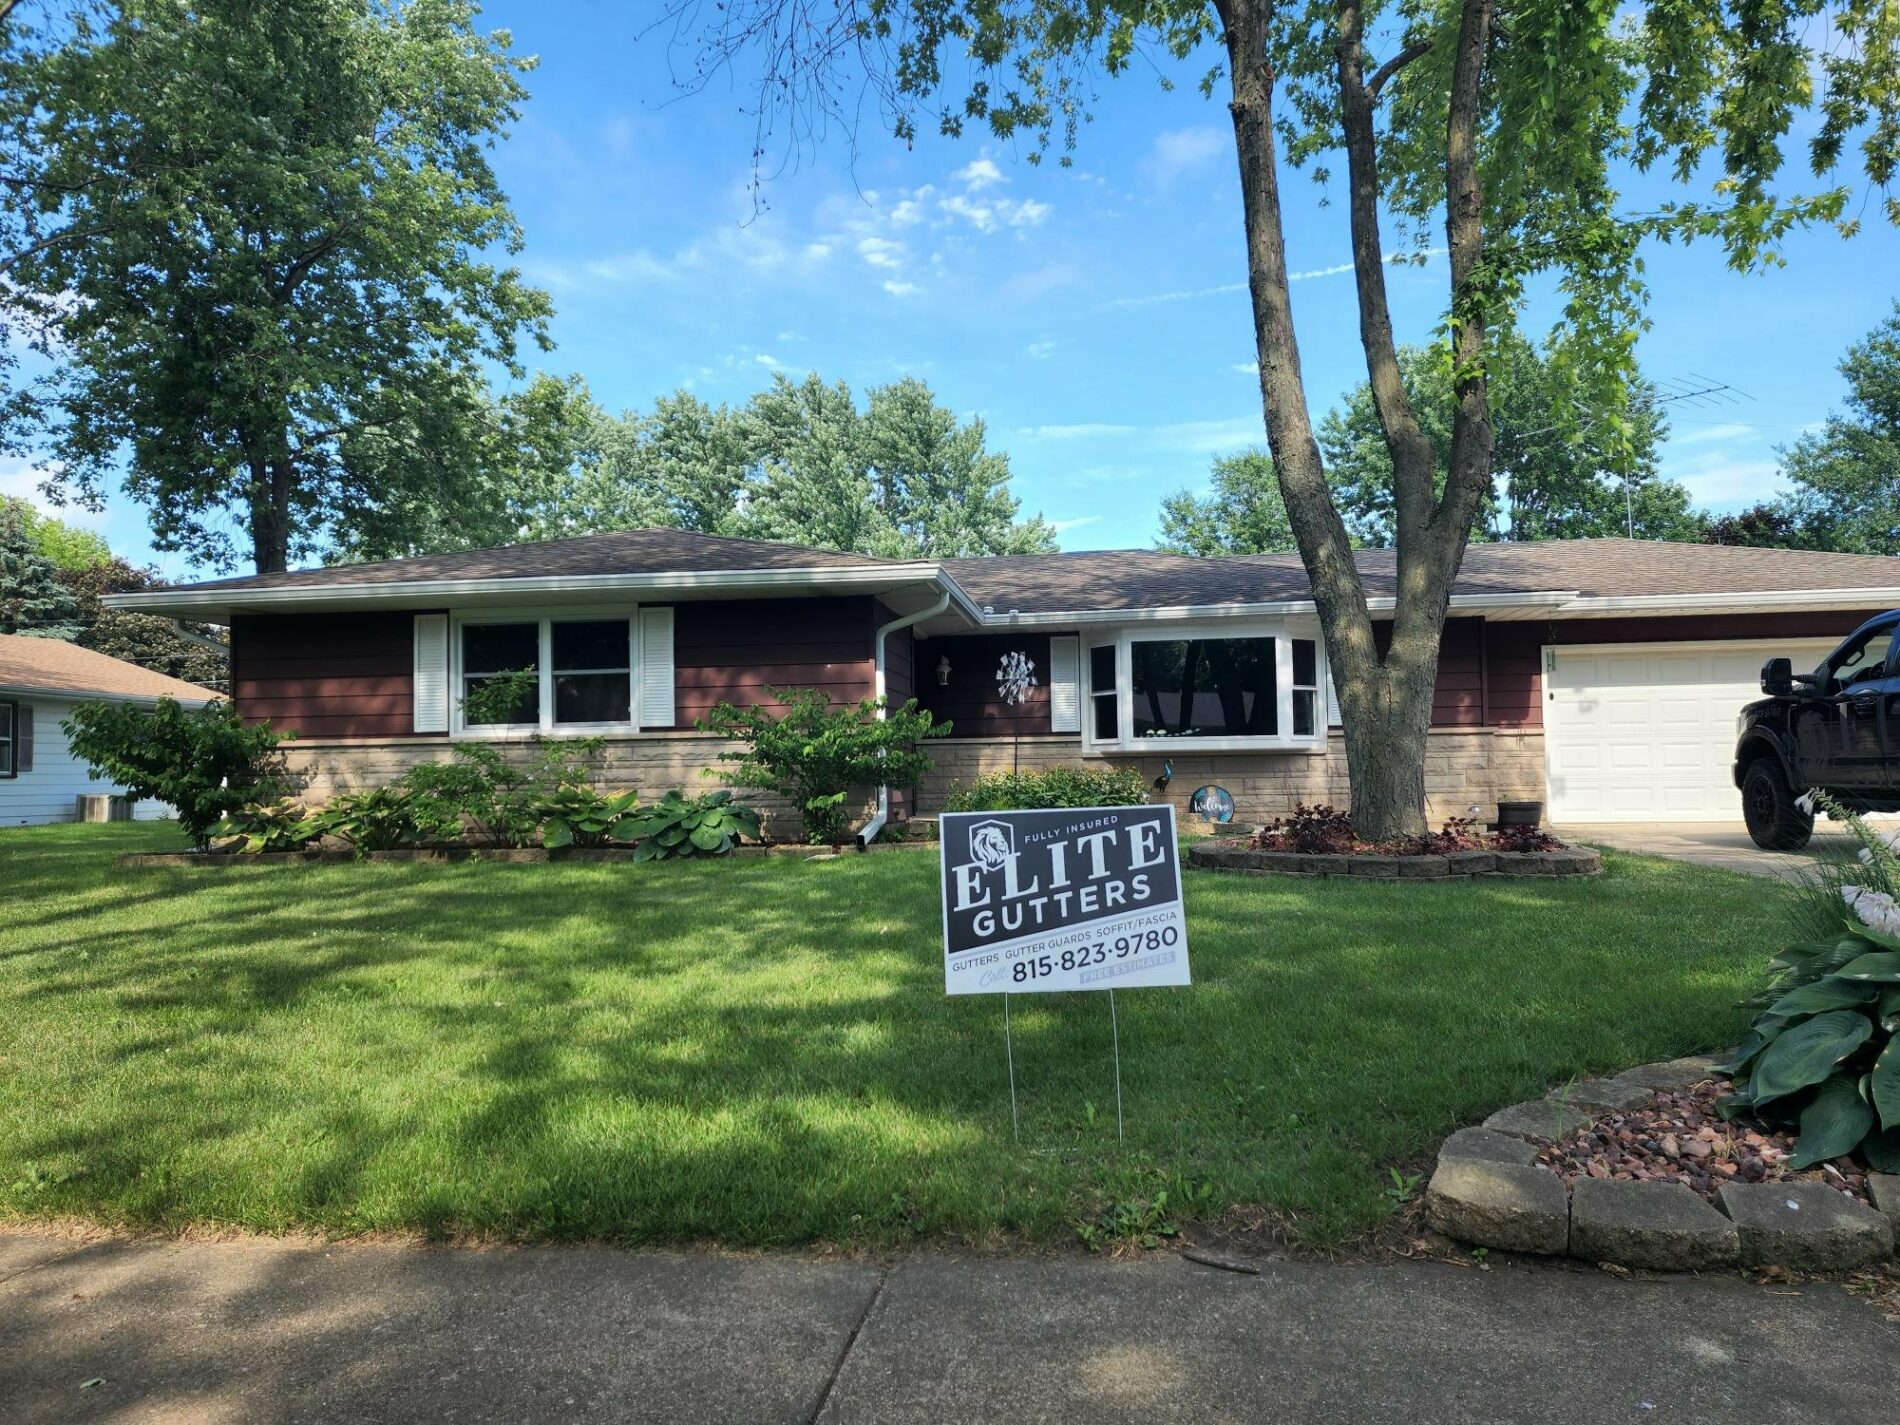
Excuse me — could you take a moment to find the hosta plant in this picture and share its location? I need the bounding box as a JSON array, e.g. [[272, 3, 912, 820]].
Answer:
[[309, 786, 431, 853], [536, 786, 639, 849], [1721, 793, 1900, 1171], [611, 789, 760, 861], [213, 799, 322, 854]]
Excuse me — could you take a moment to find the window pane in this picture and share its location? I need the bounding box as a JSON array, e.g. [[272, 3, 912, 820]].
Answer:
[[552, 620, 629, 672], [463, 623, 538, 675], [1089, 644, 1115, 693], [1293, 638, 1317, 688], [1092, 694, 1119, 741], [1131, 637, 1277, 738], [464, 674, 539, 726], [1293, 689, 1316, 738], [555, 672, 631, 724]]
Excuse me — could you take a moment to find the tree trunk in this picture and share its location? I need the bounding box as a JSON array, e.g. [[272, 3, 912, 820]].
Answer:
[[1221, 0, 1496, 840], [248, 453, 292, 574]]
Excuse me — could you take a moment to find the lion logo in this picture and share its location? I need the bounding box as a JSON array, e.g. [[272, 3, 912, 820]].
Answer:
[[968, 820, 1014, 873]]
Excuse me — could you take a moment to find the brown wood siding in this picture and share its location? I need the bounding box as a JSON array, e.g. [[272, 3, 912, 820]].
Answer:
[[1482, 609, 1889, 730], [669, 597, 876, 729], [231, 612, 425, 739], [914, 632, 1056, 739]]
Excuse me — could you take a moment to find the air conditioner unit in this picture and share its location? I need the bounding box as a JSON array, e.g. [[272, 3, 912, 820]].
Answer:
[[76, 794, 131, 823]]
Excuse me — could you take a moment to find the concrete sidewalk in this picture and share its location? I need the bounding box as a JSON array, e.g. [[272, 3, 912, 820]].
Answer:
[[3, 1232, 1897, 1423]]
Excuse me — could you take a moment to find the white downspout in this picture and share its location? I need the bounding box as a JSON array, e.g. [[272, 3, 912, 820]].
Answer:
[[856, 589, 952, 849]]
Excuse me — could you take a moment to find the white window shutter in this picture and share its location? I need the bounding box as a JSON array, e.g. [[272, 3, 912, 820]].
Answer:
[[17, 703, 31, 772], [1326, 668, 1342, 727], [413, 614, 449, 734], [1048, 635, 1081, 733], [639, 608, 676, 728]]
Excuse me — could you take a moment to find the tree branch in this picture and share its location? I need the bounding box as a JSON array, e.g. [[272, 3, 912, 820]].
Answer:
[[1333, 0, 1436, 543], [1366, 38, 1431, 102]]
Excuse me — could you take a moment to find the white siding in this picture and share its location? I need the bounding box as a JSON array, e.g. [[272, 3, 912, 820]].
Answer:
[[0, 696, 175, 827]]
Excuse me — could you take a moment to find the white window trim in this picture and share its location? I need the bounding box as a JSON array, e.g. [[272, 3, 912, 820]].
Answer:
[[449, 605, 642, 739], [1081, 619, 1330, 756], [0, 698, 14, 778]]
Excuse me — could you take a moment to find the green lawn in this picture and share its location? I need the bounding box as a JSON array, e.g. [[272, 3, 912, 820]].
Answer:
[[2, 823, 1774, 1249]]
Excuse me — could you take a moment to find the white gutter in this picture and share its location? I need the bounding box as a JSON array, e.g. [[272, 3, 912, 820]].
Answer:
[[986, 589, 1580, 627], [1544, 588, 1900, 617], [104, 563, 989, 627], [856, 589, 952, 850], [0, 684, 215, 706]]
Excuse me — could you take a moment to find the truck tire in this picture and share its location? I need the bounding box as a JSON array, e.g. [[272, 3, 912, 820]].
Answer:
[[1742, 759, 1814, 851]]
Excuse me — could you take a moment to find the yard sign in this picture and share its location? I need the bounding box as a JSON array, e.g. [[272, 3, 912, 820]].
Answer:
[[939, 804, 1191, 995]]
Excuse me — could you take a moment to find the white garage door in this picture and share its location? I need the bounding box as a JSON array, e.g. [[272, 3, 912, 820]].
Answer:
[[1544, 641, 1836, 823]]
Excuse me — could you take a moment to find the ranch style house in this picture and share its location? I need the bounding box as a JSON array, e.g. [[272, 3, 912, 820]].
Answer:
[[108, 530, 1900, 834]]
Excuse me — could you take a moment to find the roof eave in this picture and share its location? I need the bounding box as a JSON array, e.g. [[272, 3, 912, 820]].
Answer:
[[983, 590, 1579, 627], [103, 564, 987, 628], [0, 682, 216, 705], [1542, 588, 1900, 618]]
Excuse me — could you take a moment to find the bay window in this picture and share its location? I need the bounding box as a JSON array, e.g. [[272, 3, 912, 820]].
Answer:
[[1083, 625, 1327, 752]]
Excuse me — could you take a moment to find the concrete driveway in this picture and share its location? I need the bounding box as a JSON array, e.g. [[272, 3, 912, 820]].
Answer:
[[1559, 821, 1882, 879]]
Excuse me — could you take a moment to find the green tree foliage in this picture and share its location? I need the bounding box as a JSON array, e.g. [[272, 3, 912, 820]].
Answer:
[[670, 0, 1900, 841], [62, 698, 296, 848], [698, 687, 950, 844], [341, 369, 1056, 560], [1156, 450, 1297, 555], [1316, 335, 1698, 545], [1700, 503, 1826, 550], [1, 495, 109, 570], [1772, 304, 1900, 554], [0, 497, 81, 637], [0, 0, 552, 573], [58, 558, 229, 690]]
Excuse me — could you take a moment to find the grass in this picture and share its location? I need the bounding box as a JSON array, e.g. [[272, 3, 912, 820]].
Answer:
[[1, 822, 1777, 1250]]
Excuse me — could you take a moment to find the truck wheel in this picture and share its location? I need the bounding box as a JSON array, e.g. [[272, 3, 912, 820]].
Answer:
[[1742, 760, 1814, 851]]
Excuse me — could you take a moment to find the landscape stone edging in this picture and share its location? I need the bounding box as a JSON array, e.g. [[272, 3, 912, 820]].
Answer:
[[114, 842, 937, 868], [1187, 839, 1600, 880], [1423, 1055, 1898, 1272]]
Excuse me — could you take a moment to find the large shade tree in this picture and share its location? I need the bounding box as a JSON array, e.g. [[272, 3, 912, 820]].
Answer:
[[0, 0, 552, 574], [668, 0, 1900, 836]]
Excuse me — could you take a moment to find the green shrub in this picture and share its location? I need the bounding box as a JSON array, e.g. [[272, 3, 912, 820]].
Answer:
[[942, 764, 1148, 812], [1722, 794, 1900, 1172], [612, 789, 760, 860], [399, 739, 608, 847], [62, 698, 297, 849], [212, 798, 322, 854], [699, 687, 948, 845], [311, 786, 432, 853]]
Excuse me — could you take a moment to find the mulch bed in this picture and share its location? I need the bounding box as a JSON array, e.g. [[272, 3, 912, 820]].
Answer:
[[1531, 1076, 1877, 1209]]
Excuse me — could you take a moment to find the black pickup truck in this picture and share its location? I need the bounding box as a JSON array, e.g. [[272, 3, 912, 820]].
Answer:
[[1735, 610, 1900, 849]]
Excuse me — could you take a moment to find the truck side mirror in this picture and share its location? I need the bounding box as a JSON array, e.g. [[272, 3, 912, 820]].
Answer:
[[1761, 657, 1795, 696]]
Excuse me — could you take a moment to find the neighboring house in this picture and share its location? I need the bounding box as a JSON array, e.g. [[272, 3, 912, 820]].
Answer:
[[0, 633, 218, 827], [104, 530, 1900, 831]]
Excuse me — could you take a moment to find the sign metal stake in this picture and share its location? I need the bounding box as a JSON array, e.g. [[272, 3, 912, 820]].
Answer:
[[1003, 992, 1020, 1143], [1109, 988, 1124, 1144]]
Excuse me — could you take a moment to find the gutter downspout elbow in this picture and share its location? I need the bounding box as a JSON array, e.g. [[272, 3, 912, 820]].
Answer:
[[856, 590, 951, 850]]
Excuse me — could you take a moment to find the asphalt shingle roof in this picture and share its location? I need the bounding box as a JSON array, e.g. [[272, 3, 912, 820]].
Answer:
[[0, 634, 218, 702], [142, 530, 1900, 615]]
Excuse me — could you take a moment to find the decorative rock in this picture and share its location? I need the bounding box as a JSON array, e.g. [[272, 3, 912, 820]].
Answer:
[[1569, 1179, 1739, 1271], [1483, 1099, 1598, 1142], [1305, 855, 1350, 877], [1870, 1174, 1900, 1228], [1445, 850, 1497, 876], [1492, 852, 1554, 876], [1397, 856, 1451, 879], [1542, 849, 1603, 876], [1618, 1056, 1723, 1092], [1438, 1127, 1539, 1167], [1347, 855, 1410, 878], [1716, 1182, 1895, 1271], [1424, 1160, 1569, 1255], [1559, 1077, 1655, 1113]]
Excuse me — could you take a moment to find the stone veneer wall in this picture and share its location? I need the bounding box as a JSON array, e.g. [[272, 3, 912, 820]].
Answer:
[[279, 733, 871, 842], [918, 729, 1549, 825], [284, 726, 1547, 838]]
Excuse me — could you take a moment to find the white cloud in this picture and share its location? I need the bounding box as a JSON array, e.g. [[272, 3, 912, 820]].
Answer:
[[1665, 452, 1788, 508], [0, 458, 98, 527], [1105, 247, 1447, 309], [856, 235, 905, 270], [955, 157, 1005, 190], [1144, 127, 1227, 183], [1049, 515, 1104, 535], [882, 280, 920, 298], [1018, 417, 1263, 456], [1020, 422, 1138, 440], [1669, 421, 1757, 446], [753, 353, 785, 370], [1232, 361, 1259, 375], [1025, 338, 1058, 360]]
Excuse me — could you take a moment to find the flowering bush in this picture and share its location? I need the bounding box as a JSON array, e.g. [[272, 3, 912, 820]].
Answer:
[[1721, 792, 1900, 1172]]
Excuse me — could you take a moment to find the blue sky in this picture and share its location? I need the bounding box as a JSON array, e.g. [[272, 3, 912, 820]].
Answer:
[[7, 1, 1897, 574]]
